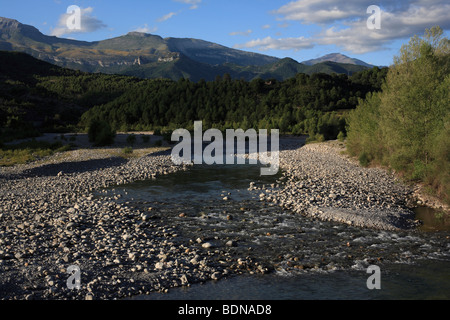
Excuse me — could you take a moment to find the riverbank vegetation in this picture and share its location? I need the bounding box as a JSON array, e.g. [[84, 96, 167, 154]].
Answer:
[[0, 140, 72, 166], [0, 51, 387, 146], [1, 27, 447, 206], [346, 27, 449, 204], [79, 68, 387, 141]]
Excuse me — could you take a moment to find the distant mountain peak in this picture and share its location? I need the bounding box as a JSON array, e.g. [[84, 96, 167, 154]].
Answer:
[[0, 17, 21, 27], [302, 53, 374, 67], [0, 17, 371, 81], [125, 31, 161, 38], [0, 16, 30, 33]]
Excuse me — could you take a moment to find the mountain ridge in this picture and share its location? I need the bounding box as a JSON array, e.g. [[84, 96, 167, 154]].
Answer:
[[302, 53, 374, 68], [0, 17, 373, 81]]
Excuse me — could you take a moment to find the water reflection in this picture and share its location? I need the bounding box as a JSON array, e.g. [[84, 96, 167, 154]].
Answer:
[[138, 259, 450, 300], [414, 206, 450, 232]]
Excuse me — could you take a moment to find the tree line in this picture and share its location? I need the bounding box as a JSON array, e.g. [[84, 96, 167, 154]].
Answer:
[[80, 67, 387, 142], [346, 27, 449, 204], [0, 50, 387, 144]]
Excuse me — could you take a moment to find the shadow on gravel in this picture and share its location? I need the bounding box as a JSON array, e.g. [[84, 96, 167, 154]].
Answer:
[[146, 149, 172, 157], [1, 136, 306, 180], [17, 157, 129, 178]]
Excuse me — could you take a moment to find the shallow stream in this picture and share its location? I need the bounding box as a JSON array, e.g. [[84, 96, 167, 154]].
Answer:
[[100, 162, 450, 300]]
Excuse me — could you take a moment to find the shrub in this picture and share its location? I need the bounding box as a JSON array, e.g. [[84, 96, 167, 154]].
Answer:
[[153, 128, 162, 136], [126, 134, 136, 146], [411, 160, 427, 181], [88, 119, 115, 147], [358, 152, 371, 167], [122, 147, 133, 155], [315, 134, 325, 142]]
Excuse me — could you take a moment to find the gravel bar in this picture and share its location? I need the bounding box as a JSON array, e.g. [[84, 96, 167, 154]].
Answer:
[[254, 139, 420, 231], [0, 140, 424, 300], [0, 148, 260, 300]]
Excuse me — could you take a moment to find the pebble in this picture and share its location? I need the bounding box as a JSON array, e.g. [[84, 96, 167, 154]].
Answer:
[[226, 240, 238, 247], [155, 262, 164, 270], [0, 139, 421, 301], [202, 242, 213, 249]]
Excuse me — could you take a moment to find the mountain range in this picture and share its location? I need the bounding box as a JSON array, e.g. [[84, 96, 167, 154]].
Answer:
[[0, 17, 374, 81], [302, 53, 374, 68]]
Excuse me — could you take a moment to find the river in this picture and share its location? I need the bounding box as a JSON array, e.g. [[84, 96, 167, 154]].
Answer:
[[99, 161, 450, 300]]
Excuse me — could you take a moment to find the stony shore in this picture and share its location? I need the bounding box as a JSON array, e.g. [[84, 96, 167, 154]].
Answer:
[[257, 139, 422, 231], [0, 138, 430, 300], [0, 147, 269, 300]]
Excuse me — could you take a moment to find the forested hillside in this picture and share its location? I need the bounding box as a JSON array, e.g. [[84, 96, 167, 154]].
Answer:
[[1, 50, 387, 144], [0, 51, 146, 140], [346, 27, 450, 204], [80, 67, 387, 141]]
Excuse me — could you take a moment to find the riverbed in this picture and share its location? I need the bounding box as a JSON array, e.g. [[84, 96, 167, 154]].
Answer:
[[1, 139, 448, 300], [101, 161, 449, 300]]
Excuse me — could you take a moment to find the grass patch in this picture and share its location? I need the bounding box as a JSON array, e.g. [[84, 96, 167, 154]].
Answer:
[[122, 147, 133, 155], [0, 140, 74, 167], [358, 152, 371, 167]]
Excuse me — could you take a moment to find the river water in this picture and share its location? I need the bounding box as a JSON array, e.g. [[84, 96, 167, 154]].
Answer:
[[100, 162, 450, 300]]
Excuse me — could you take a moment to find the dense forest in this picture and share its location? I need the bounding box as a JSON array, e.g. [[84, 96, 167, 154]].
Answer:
[[346, 27, 449, 204], [0, 51, 147, 141], [0, 50, 387, 143], [79, 67, 387, 141], [1, 26, 448, 204]]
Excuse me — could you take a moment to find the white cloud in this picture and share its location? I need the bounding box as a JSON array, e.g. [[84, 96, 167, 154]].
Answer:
[[234, 36, 314, 51], [173, 0, 202, 10], [277, 22, 290, 28], [51, 7, 106, 37], [157, 1, 201, 24], [236, 0, 450, 54], [230, 29, 253, 37], [316, 2, 450, 53], [273, 0, 366, 24], [158, 12, 178, 22], [132, 24, 158, 34]]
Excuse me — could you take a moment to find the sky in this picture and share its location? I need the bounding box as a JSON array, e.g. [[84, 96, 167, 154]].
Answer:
[[1, 0, 449, 66]]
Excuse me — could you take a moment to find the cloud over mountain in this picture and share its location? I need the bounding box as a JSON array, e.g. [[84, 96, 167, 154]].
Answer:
[[51, 7, 106, 37], [236, 0, 450, 54], [234, 36, 314, 51]]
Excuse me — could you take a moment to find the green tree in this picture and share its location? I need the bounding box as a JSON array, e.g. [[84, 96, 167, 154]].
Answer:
[[88, 119, 116, 147], [347, 26, 450, 202], [346, 92, 383, 163], [379, 26, 449, 172]]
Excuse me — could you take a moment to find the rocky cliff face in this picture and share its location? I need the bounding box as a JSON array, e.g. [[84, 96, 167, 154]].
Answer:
[[0, 17, 371, 81], [0, 17, 278, 72]]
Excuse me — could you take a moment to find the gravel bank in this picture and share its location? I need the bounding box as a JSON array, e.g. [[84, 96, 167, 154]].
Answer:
[[0, 148, 260, 300], [254, 139, 420, 231], [0, 139, 422, 300]]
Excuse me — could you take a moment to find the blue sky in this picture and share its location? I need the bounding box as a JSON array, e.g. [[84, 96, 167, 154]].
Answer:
[[1, 0, 449, 66]]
